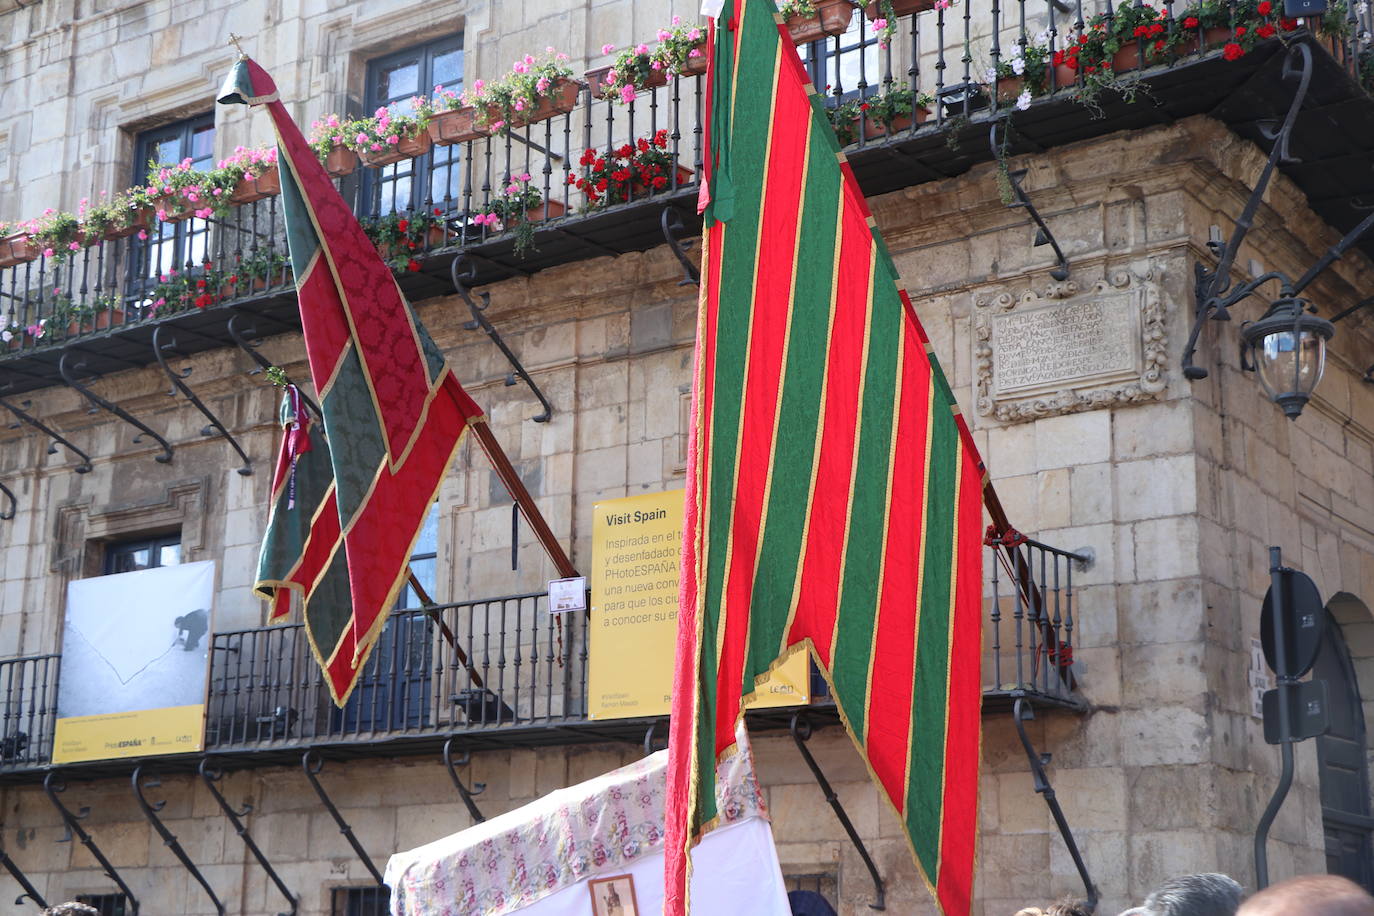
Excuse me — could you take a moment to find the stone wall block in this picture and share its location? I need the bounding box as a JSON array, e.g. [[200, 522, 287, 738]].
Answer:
[[1033, 411, 1112, 470], [1120, 706, 1208, 767]]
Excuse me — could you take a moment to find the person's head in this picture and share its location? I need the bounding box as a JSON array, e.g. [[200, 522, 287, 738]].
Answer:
[[42, 904, 100, 916], [1237, 875, 1374, 916], [1016, 903, 1089, 916], [1121, 873, 1244, 916]]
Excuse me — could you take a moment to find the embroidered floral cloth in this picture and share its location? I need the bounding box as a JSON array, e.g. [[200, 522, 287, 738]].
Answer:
[[385, 729, 768, 916]]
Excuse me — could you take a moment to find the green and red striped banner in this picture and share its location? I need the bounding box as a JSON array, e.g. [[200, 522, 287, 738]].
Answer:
[[219, 57, 484, 706], [664, 3, 985, 913]]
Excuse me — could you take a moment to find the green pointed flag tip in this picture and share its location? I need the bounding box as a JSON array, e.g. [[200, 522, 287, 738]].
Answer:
[[217, 57, 256, 107]]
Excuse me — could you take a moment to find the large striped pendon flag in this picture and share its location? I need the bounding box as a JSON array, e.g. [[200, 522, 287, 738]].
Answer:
[[663, 2, 987, 913]]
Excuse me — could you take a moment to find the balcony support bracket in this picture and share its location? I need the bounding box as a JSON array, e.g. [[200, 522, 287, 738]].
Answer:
[[661, 208, 701, 286], [200, 758, 298, 916], [451, 257, 553, 423], [133, 765, 226, 915], [153, 326, 252, 476], [442, 738, 488, 825], [42, 772, 141, 914], [789, 711, 885, 911], [227, 313, 323, 418], [0, 840, 47, 910], [302, 750, 386, 886], [58, 351, 172, 465], [1013, 699, 1098, 913], [0, 482, 13, 521], [990, 121, 1069, 282], [0, 396, 94, 473]]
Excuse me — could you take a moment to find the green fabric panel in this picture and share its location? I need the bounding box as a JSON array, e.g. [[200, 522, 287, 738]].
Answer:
[[304, 546, 354, 659], [743, 117, 840, 683], [704, 1, 738, 226], [277, 155, 324, 280], [828, 255, 902, 743], [905, 409, 959, 870], [417, 304, 447, 383], [254, 430, 336, 590], [321, 346, 388, 517], [696, 0, 777, 830]]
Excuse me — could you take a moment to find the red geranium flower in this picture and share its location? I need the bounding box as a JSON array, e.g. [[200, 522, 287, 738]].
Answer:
[[406, 258, 421, 272], [1257, 23, 1276, 37], [1222, 42, 1245, 60], [1183, 15, 1199, 27], [397, 218, 409, 232], [433, 207, 442, 216], [1280, 16, 1298, 28], [194, 294, 213, 308], [1257, 1, 1272, 14], [1235, 25, 1247, 35]]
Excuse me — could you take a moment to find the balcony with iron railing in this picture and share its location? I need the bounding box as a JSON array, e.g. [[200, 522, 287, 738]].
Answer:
[[0, 537, 1089, 781], [1, 1, 1373, 395]]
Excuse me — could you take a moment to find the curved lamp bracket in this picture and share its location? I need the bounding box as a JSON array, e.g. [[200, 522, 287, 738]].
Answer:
[[989, 120, 1070, 282], [0, 397, 94, 473]]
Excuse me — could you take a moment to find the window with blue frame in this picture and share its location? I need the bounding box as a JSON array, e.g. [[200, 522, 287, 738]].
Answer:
[[126, 114, 216, 302], [362, 34, 464, 216]]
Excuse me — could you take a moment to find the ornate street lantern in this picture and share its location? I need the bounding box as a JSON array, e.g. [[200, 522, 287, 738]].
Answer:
[[1240, 297, 1335, 420]]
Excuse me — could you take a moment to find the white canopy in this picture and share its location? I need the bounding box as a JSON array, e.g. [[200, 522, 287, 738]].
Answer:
[[385, 729, 791, 915]]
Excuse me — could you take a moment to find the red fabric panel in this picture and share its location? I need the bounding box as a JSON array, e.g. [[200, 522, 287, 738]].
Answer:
[[935, 452, 986, 914]]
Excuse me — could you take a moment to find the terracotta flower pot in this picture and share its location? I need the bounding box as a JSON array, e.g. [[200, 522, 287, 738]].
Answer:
[[787, 0, 857, 45], [481, 199, 568, 232], [0, 232, 37, 268], [682, 42, 709, 75], [861, 107, 930, 139], [489, 78, 584, 130], [359, 132, 434, 167], [863, 0, 937, 19], [1110, 43, 1141, 73], [325, 143, 358, 177], [79, 308, 125, 333], [632, 163, 695, 197], [1174, 25, 1235, 54], [586, 65, 668, 99], [157, 198, 197, 223], [996, 75, 1025, 103], [101, 208, 154, 241], [1051, 62, 1078, 88], [428, 107, 483, 146], [230, 166, 282, 204]]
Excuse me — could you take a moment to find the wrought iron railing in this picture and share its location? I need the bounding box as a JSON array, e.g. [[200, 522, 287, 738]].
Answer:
[[0, 653, 59, 771], [0, 533, 1091, 771], [984, 533, 1092, 708], [3, 1, 1370, 354], [204, 592, 589, 749]]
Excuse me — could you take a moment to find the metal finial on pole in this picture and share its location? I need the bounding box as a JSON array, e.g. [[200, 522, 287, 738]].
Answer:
[[228, 33, 247, 58]]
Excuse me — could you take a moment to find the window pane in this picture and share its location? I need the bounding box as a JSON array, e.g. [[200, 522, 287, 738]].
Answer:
[[378, 60, 420, 101], [409, 558, 436, 599], [414, 506, 439, 557], [115, 548, 151, 573], [159, 543, 181, 567], [434, 49, 463, 88], [191, 124, 216, 161]]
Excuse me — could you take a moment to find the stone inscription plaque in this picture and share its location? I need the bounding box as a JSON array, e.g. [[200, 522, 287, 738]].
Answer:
[[973, 274, 1168, 423], [991, 295, 1140, 397]]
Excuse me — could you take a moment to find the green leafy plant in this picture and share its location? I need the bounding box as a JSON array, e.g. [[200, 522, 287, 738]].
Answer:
[[655, 18, 709, 75], [343, 102, 431, 155], [569, 129, 683, 207], [862, 86, 935, 127], [473, 173, 549, 257], [462, 49, 575, 131], [19, 210, 84, 263], [81, 189, 150, 239], [827, 98, 864, 146], [359, 208, 449, 271]]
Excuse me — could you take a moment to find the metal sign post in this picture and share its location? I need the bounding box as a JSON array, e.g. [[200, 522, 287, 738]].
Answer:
[[1254, 546, 1329, 888]]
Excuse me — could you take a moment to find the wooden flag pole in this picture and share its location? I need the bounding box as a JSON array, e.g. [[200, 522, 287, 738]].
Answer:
[[407, 568, 484, 688], [470, 419, 579, 579]]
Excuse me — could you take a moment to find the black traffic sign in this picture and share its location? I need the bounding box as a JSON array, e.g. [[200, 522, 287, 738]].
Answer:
[[1260, 569, 1325, 679]]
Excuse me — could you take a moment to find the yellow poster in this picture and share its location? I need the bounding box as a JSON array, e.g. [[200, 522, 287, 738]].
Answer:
[[589, 490, 810, 719], [53, 705, 205, 764]]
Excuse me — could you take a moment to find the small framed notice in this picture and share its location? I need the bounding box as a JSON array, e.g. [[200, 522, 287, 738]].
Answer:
[[548, 576, 588, 613], [588, 874, 638, 916]]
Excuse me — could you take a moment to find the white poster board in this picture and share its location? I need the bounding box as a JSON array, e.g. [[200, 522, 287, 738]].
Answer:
[[54, 560, 216, 762]]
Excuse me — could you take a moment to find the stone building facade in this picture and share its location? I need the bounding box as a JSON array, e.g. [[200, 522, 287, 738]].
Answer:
[[1, 1, 1373, 915]]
